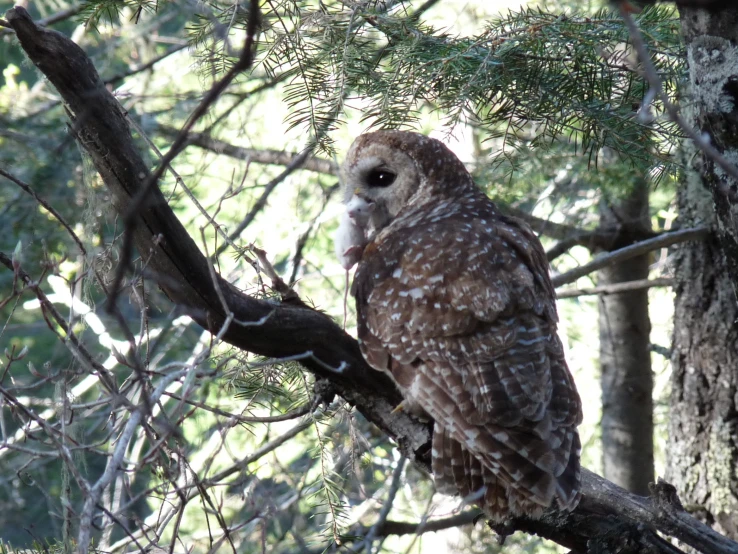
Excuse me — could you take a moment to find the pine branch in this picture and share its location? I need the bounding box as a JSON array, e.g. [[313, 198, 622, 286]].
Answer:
[[262, 3, 684, 168]]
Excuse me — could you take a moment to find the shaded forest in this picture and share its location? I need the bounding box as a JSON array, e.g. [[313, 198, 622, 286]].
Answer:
[[0, 0, 737, 552]]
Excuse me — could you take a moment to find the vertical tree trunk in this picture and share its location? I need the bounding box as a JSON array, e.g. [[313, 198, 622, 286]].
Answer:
[[598, 181, 654, 495], [668, 5, 738, 539]]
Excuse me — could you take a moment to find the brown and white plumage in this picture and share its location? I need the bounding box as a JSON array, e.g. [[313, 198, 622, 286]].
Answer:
[[340, 130, 583, 520]]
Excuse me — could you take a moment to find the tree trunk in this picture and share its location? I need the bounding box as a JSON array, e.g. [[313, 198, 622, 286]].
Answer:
[[668, 5, 738, 539], [599, 181, 654, 495]]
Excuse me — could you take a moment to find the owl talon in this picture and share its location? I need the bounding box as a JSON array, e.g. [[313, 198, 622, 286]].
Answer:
[[390, 402, 405, 414]]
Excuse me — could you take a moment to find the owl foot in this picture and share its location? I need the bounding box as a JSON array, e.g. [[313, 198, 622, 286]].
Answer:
[[390, 401, 406, 414], [390, 399, 431, 421]]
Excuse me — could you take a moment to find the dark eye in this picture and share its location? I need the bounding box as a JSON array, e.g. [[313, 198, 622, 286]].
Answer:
[[366, 169, 396, 188]]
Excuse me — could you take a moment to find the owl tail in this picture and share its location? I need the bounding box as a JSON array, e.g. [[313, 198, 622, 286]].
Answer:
[[432, 425, 581, 521], [554, 430, 582, 511]]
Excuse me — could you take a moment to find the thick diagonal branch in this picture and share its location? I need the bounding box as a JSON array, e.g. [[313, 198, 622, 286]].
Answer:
[[5, 3, 427, 467]]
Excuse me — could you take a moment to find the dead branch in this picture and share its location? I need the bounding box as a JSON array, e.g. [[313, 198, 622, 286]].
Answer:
[[0, 4, 83, 36], [0, 168, 87, 255], [159, 126, 338, 174], [217, 150, 314, 256], [5, 6, 738, 554], [552, 227, 709, 287], [105, 43, 188, 86], [355, 510, 482, 538], [557, 277, 674, 298]]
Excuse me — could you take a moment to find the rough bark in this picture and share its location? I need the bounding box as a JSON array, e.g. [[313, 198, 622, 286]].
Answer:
[[668, 5, 738, 539], [5, 6, 738, 553], [598, 180, 655, 495]]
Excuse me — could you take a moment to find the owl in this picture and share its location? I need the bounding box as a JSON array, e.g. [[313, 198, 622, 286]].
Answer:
[[341, 130, 583, 520]]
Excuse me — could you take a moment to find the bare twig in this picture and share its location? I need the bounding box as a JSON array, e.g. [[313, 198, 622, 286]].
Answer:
[[203, 419, 314, 486], [362, 456, 407, 553], [557, 277, 674, 298], [289, 182, 342, 285], [214, 149, 314, 258], [158, 126, 337, 174], [252, 246, 302, 303], [552, 227, 709, 287], [352, 510, 481, 539], [105, 43, 188, 86], [0, 168, 87, 255]]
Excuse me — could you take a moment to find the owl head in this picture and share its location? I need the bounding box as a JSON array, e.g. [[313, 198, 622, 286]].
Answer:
[[340, 130, 475, 233]]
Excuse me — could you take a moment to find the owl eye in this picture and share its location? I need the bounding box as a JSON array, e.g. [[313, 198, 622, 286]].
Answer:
[[366, 169, 396, 188]]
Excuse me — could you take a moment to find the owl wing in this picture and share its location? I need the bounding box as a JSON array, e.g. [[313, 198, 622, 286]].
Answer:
[[353, 213, 582, 511]]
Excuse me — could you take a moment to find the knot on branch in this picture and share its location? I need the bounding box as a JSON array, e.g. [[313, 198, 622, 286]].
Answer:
[[650, 478, 685, 513], [313, 377, 336, 406], [591, 521, 652, 554], [489, 519, 516, 545], [253, 246, 305, 306]]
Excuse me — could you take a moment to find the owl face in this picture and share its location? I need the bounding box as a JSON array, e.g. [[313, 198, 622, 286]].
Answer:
[[341, 133, 424, 232], [341, 131, 477, 233]]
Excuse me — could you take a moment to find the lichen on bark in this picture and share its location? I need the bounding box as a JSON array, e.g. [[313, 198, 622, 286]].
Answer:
[[668, 5, 738, 540]]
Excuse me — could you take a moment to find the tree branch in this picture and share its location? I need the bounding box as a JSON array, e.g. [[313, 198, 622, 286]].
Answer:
[[0, 3, 84, 36], [551, 227, 709, 288], [158, 126, 338, 175], [557, 277, 674, 298], [0, 167, 87, 255], [6, 7, 738, 554], [503, 206, 593, 242], [351, 510, 482, 539], [105, 43, 188, 87], [4, 0, 429, 481], [498, 206, 661, 260]]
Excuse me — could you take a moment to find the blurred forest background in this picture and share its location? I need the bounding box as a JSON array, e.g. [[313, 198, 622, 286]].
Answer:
[[0, 0, 737, 552]]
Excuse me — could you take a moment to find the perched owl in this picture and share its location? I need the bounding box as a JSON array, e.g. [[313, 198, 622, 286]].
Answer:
[[341, 130, 583, 520]]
